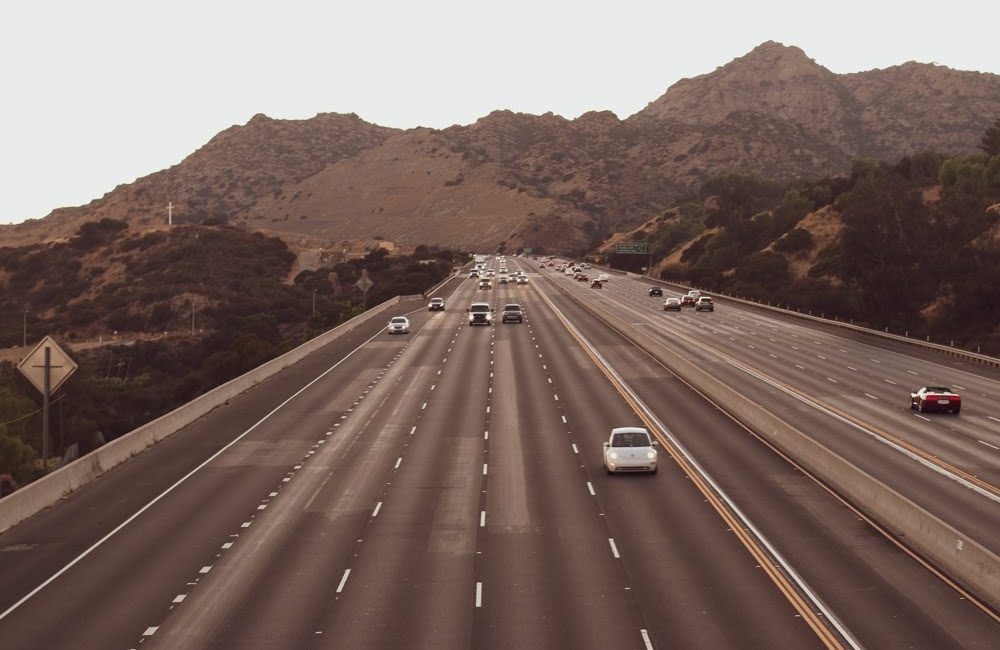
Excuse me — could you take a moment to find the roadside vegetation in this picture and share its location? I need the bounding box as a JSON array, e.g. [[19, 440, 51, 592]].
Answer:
[[0, 223, 463, 492], [616, 119, 1000, 353]]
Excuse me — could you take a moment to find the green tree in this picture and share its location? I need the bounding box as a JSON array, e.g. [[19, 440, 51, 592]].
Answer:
[[979, 117, 1000, 157], [0, 425, 38, 485]]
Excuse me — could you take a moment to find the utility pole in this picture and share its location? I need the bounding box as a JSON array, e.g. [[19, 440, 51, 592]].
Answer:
[[23, 310, 27, 347], [312, 289, 317, 317], [168, 201, 175, 226]]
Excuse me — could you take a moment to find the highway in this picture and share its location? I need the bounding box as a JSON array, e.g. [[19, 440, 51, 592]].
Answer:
[[542, 262, 1000, 550], [0, 261, 997, 649]]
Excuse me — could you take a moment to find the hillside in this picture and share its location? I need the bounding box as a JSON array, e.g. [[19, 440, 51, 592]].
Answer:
[[605, 146, 1000, 353], [0, 219, 461, 488], [3, 42, 999, 255]]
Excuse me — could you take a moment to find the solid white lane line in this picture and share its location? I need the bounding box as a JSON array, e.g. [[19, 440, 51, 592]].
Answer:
[[372, 501, 383, 517], [608, 538, 620, 559], [336, 569, 351, 593], [884, 379, 897, 385], [953, 385, 965, 390], [483, 463, 488, 475], [907, 370, 919, 375], [870, 358, 881, 363], [572, 443, 579, 454], [794, 364, 806, 370], [480, 511, 486, 527], [475, 582, 483, 607], [864, 393, 879, 400], [826, 377, 838, 383], [817, 355, 827, 360], [641, 629, 654, 650], [978, 440, 1000, 450], [768, 353, 778, 358], [586, 482, 596, 496], [395, 457, 402, 469], [915, 414, 931, 422], [989, 416, 1000, 424], [847, 366, 858, 371]]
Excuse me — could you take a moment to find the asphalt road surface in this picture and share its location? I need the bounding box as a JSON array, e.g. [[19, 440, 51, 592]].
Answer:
[[0, 265, 996, 649]]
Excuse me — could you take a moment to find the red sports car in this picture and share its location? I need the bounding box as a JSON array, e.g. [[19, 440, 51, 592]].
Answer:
[[910, 386, 961, 414]]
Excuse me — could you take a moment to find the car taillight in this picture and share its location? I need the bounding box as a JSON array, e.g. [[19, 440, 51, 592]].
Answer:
[[949, 395, 960, 401]]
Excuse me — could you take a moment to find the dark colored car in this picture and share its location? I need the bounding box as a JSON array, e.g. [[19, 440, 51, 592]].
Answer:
[[648, 287, 663, 297], [591, 279, 603, 288], [680, 295, 697, 307], [501, 303, 525, 323], [910, 387, 961, 414], [663, 298, 681, 311]]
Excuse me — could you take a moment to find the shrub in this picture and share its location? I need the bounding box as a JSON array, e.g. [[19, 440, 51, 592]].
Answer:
[[774, 228, 814, 254]]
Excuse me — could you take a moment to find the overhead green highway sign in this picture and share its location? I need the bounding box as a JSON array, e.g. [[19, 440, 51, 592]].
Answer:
[[615, 242, 648, 254]]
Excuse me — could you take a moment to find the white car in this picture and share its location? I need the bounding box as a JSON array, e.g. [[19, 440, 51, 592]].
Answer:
[[603, 427, 657, 474], [516, 276, 528, 285], [386, 316, 410, 334], [598, 273, 609, 282], [498, 275, 510, 284]]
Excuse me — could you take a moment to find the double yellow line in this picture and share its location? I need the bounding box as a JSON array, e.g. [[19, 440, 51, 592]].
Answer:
[[531, 280, 848, 650]]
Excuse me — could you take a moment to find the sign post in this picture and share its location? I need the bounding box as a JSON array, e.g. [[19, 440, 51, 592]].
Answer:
[[18, 336, 78, 473]]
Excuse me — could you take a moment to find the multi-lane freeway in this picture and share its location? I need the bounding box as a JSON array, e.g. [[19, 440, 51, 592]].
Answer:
[[0, 258, 997, 649]]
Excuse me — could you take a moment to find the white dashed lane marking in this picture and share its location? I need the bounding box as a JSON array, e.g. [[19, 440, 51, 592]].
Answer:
[[336, 569, 351, 593]]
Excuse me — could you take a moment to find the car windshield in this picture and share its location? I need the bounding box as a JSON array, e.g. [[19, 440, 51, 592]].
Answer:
[[431, 298, 443, 303], [470, 305, 490, 313], [612, 432, 651, 447], [504, 305, 521, 312], [390, 317, 407, 324]]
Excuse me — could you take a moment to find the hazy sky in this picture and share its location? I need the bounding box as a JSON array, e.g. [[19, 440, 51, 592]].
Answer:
[[2, 0, 997, 224]]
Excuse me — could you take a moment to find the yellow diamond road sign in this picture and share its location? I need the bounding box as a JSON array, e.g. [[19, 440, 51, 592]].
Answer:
[[17, 335, 78, 396]]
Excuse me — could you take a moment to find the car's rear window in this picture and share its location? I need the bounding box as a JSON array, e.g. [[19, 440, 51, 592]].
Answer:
[[612, 432, 651, 447]]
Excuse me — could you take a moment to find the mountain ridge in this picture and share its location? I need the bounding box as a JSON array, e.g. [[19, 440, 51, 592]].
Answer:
[[3, 41, 999, 253]]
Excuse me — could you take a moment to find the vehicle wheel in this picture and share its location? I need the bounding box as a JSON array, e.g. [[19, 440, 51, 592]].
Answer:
[[650, 467, 658, 475], [909, 401, 916, 410], [918, 400, 926, 413], [953, 408, 961, 415]]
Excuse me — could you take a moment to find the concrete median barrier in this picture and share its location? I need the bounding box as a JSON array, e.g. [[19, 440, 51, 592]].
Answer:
[[0, 296, 404, 534], [552, 279, 1000, 611]]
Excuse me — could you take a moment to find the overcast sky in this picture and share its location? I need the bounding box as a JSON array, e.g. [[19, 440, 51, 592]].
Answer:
[[1, 0, 997, 224]]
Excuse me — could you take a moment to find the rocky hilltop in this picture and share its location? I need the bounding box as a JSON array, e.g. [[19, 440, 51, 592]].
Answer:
[[637, 41, 1000, 162], [3, 42, 998, 254]]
